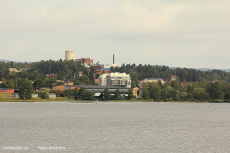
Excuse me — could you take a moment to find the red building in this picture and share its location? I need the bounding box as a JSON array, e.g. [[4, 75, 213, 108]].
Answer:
[[94, 79, 99, 84], [171, 75, 177, 81], [0, 88, 14, 93], [76, 58, 93, 66]]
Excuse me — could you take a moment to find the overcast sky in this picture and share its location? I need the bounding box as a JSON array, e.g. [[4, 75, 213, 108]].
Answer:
[[1, 0, 230, 69]]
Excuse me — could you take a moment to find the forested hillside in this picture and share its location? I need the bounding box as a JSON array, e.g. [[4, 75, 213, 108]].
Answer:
[[0, 60, 94, 88], [110, 64, 230, 87], [1, 60, 230, 86], [1, 60, 230, 101]]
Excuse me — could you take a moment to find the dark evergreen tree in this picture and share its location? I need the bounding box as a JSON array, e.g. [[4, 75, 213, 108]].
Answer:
[[84, 90, 95, 100], [114, 89, 121, 100], [73, 88, 79, 100], [78, 87, 85, 100], [103, 88, 110, 100], [141, 86, 149, 100], [127, 88, 133, 100], [19, 78, 33, 100]]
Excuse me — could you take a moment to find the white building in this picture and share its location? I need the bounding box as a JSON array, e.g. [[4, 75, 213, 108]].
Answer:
[[98, 72, 131, 88], [65, 51, 74, 60], [102, 64, 121, 69], [139, 78, 165, 88]]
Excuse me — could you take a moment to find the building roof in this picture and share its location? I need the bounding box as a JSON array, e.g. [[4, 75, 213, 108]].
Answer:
[[0, 88, 14, 90], [100, 68, 110, 70], [44, 74, 54, 77]]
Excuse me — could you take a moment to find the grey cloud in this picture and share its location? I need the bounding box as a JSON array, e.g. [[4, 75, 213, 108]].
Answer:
[[0, 0, 230, 69]]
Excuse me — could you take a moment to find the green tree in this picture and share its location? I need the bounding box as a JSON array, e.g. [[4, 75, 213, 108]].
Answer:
[[19, 78, 33, 100], [73, 88, 79, 100], [224, 84, 230, 100], [114, 89, 121, 100], [73, 80, 80, 85], [192, 87, 209, 101], [65, 88, 74, 99], [79, 75, 90, 85], [208, 82, 223, 100], [15, 77, 23, 88], [186, 84, 193, 93], [33, 77, 45, 87], [148, 83, 161, 101], [38, 88, 50, 99], [103, 88, 110, 100], [171, 80, 180, 91], [78, 87, 85, 100], [88, 67, 96, 84], [130, 72, 139, 87], [84, 90, 95, 100], [141, 86, 149, 100], [161, 86, 172, 101], [127, 88, 133, 100], [1, 79, 15, 88], [57, 82, 65, 85], [180, 92, 187, 101], [171, 89, 180, 101]]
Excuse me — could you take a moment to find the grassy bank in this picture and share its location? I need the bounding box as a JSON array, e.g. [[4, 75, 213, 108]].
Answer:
[[0, 93, 74, 102], [0, 93, 97, 102], [0, 97, 74, 102], [1, 93, 227, 103]]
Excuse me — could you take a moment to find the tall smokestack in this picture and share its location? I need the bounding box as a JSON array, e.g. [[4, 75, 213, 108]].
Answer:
[[113, 54, 114, 64]]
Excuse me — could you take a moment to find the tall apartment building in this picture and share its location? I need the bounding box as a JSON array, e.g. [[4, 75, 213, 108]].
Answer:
[[65, 51, 74, 60], [98, 72, 131, 88]]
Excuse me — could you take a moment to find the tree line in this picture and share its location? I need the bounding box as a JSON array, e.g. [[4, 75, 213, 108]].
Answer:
[[140, 80, 230, 102], [1, 60, 230, 101], [0, 60, 96, 89], [110, 64, 230, 87]]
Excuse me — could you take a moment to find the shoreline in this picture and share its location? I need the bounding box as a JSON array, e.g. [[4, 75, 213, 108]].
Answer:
[[0, 98, 228, 103]]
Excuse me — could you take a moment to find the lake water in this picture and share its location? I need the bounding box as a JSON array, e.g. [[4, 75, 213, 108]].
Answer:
[[0, 101, 230, 153]]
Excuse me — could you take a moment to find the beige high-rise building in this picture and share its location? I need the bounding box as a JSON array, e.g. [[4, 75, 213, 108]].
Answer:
[[65, 51, 74, 60], [98, 72, 131, 88]]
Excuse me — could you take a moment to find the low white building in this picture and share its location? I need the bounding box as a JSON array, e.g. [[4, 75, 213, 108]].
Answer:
[[12, 93, 56, 99], [103, 64, 121, 69], [98, 72, 131, 88], [139, 78, 165, 88]]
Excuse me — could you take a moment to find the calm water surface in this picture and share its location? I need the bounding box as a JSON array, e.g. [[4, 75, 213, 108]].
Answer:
[[1, 102, 230, 153]]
